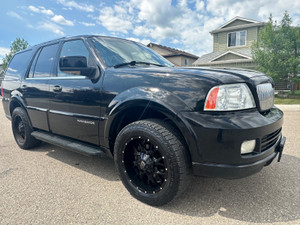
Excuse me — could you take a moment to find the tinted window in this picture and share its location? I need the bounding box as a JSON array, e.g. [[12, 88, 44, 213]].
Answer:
[[91, 37, 173, 67], [5, 50, 32, 79], [33, 43, 59, 78], [58, 40, 92, 77], [28, 48, 41, 78]]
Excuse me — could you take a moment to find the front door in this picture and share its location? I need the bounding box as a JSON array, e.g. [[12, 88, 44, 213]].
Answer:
[[48, 39, 101, 145]]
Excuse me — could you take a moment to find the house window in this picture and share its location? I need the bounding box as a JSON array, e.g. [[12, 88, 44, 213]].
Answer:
[[185, 59, 189, 66], [228, 30, 246, 47]]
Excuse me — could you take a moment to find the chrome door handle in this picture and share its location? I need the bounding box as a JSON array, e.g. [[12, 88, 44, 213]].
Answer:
[[53, 85, 62, 92]]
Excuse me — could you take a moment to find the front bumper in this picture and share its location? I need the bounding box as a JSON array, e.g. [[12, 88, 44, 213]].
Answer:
[[193, 136, 286, 179], [181, 106, 285, 179]]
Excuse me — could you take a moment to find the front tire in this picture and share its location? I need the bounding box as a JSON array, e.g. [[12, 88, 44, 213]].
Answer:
[[12, 107, 40, 149], [114, 119, 191, 206]]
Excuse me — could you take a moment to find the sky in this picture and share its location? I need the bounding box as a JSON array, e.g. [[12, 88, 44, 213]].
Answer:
[[1, 0, 300, 63]]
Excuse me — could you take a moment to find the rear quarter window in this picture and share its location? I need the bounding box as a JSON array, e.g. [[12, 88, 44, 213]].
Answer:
[[4, 50, 33, 80]]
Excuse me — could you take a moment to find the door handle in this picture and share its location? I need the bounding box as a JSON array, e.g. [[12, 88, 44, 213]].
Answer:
[[53, 85, 62, 92]]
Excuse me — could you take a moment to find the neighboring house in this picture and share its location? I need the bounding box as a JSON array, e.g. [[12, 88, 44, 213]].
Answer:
[[193, 17, 266, 68], [147, 43, 198, 66]]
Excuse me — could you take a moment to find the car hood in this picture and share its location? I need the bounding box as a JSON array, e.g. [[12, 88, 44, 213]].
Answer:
[[104, 66, 271, 111]]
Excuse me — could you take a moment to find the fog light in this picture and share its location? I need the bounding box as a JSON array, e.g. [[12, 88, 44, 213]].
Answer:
[[241, 140, 256, 154]]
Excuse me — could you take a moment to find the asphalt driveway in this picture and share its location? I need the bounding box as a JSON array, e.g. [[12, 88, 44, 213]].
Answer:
[[0, 105, 299, 224]]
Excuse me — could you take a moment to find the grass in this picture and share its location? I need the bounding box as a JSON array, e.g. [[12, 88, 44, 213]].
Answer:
[[274, 97, 300, 104], [287, 90, 300, 95]]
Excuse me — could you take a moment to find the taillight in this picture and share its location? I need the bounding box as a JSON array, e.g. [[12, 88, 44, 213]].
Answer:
[[1, 82, 4, 97]]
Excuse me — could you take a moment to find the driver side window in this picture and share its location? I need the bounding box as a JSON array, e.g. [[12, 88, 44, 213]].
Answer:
[[58, 40, 94, 77]]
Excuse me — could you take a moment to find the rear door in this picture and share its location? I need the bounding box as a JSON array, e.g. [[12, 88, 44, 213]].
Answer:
[[48, 39, 101, 145], [21, 43, 60, 131]]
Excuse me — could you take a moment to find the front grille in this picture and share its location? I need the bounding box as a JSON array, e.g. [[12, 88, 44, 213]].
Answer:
[[256, 83, 274, 111], [261, 128, 281, 152]]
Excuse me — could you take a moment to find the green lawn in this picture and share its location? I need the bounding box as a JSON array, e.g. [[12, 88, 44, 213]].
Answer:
[[274, 97, 300, 104], [288, 90, 300, 95]]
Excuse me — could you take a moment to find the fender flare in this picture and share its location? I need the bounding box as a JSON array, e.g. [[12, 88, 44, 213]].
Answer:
[[103, 87, 200, 161]]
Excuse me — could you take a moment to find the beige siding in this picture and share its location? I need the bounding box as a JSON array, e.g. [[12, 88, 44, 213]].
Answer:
[[213, 34, 219, 52], [213, 53, 247, 62], [165, 56, 182, 66], [205, 62, 256, 69], [166, 56, 197, 66], [247, 27, 258, 47], [180, 57, 197, 66], [214, 31, 227, 51], [213, 27, 258, 52], [222, 19, 252, 28]]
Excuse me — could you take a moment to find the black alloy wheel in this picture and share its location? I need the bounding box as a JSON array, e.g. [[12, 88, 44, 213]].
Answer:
[[123, 136, 169, 194], [114, 119, 191, 206], [12, 107, 40, 149], [13, 115, 26, 144]]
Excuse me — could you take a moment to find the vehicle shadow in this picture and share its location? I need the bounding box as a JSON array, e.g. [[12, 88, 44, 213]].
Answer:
[[162, 154, 300, 223], [33, 143, 299, 223], [34, 142, 119, 182]]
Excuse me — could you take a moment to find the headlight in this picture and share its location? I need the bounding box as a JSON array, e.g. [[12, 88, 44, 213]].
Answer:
[[204, 83, 256, 111]]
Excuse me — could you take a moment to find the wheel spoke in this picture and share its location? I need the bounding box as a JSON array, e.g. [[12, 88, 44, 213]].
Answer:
[[123, 136, 168, 193], [156, 170, 167, 178], [153, 157, 165, 167]]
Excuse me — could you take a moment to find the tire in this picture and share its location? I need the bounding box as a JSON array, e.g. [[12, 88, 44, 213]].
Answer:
[[114, 119, 191, 206], [11, 107, 40, 149]]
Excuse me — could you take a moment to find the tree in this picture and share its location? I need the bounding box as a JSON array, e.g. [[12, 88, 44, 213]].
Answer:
[[1, 38, 29, 74], [252, 12, 300, 93]]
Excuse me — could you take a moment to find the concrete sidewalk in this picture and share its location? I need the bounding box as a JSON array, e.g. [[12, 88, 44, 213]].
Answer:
[[275, 104, 300, 111]]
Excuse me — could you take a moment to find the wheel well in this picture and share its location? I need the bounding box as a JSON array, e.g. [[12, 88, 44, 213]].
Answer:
[[9, 100, 22, 115], [108, 106, 187, 155]]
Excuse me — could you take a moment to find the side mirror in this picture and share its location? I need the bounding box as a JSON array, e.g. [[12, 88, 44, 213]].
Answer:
[[59, 56, 97, 78]]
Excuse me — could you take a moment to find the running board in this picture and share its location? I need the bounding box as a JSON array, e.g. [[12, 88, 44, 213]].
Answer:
[[31, 131, 106, 157]]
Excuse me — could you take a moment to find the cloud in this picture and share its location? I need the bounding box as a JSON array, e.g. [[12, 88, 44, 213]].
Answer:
[[7, 11, 24, 20], [38, 22, 65, 35], [98, 5, 133, 34], [95, 0, 300, 57], [206, 0, 300, 23], [79, 22, 95, 27], [28, 5, 54, 16], [195, 0, 205, 12], [51, 15, 74, 26], [57, 0, 94, 12]]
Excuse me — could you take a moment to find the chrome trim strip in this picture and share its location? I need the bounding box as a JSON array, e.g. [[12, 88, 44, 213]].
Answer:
[[26, 76, 87, 80], [27, 106, 48, 112], [256, 83, 274, 111], [49, 109, 100, 120]]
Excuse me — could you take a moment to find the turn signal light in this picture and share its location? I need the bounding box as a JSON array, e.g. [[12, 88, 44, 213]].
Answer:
[[204, 87, 219, 110]]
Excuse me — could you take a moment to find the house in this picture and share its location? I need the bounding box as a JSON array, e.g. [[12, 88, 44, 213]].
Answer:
[[193, 17, 266, 68], [147, 43, 198, 66]]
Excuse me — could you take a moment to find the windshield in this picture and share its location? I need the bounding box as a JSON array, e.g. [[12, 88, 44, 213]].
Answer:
[[90, 37, 174, 68]]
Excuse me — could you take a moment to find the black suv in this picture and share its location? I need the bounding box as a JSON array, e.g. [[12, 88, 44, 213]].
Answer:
[[1, 35, 285, 206]]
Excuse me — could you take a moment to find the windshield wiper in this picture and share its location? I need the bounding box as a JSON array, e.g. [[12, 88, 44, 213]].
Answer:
[[113, 61, 164, 68]]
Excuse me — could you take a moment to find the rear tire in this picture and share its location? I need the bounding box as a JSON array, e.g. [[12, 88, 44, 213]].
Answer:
[[114, 119, 191, 206], [12, 107, 40, 149]]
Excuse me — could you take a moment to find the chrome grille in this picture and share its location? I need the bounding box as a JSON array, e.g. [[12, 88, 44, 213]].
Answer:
[[261, 128, 281, 152], [256, 83, 274, 111]]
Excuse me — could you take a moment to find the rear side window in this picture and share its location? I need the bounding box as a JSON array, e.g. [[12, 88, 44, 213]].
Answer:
[[30, 43, 59, 78], [5, 50, 32, 80]]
